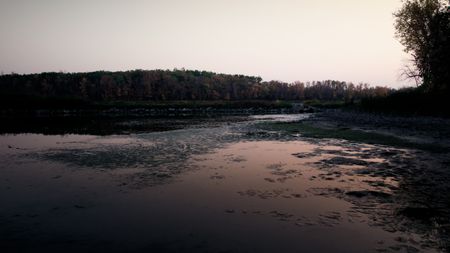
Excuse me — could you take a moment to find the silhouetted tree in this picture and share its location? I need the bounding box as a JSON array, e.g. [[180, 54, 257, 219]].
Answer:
[[394, 0, 450, 93]]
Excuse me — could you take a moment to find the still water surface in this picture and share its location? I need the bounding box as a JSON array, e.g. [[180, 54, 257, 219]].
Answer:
[[0, 115, 447, 252]]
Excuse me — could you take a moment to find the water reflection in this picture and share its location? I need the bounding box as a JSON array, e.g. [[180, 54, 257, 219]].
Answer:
[[0, 115, 448, 252], [0, 116, 248, 135]]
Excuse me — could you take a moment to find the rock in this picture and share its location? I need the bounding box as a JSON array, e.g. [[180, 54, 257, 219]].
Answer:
[[264, 177, 276, 183], [323, 157, 371, 166], [345, 190, 392, 199]]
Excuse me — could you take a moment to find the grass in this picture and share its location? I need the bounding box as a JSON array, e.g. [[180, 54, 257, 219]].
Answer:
[[259, 121, 448, 153]]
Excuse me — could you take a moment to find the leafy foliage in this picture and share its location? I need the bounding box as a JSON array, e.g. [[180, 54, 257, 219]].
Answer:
[[0, 69, 391, 108], [394, 0, 450, 92]]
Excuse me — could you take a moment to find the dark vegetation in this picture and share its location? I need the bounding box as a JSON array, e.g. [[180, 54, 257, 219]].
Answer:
[[360, 86, 450, 116], [0, 69, 391, 112], [361, 0, 449, 116]]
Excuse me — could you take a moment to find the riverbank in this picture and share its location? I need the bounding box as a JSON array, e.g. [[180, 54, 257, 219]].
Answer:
[[0, 100, 315, 118], [259, 109, 450, 153]]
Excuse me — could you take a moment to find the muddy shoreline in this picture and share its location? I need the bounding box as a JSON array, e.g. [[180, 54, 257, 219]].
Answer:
[[306, 110, 450, 149]]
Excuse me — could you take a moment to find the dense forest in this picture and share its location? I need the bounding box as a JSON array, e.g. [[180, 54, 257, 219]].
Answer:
[[0, 69, 392, 104]]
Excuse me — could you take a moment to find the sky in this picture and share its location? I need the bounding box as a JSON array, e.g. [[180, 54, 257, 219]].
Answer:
[[0, 0, 414, 87]]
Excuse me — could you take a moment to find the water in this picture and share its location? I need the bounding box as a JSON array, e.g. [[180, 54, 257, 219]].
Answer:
[[0, 115, 447, 252]]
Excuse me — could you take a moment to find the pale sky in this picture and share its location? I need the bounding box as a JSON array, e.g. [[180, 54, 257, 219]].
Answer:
[[0, 0, 413, 87]]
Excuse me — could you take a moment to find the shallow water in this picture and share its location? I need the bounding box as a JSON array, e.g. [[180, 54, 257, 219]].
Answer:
[[0, 115, 449, 252]]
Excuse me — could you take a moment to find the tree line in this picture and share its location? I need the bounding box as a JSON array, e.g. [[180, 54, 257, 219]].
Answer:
[[0, 69, 392, 102]]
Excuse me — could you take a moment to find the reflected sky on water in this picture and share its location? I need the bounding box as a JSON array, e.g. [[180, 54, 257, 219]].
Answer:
[[0, 115, 448, 252]]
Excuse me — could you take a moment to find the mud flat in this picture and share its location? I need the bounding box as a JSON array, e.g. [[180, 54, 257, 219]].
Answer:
[[303, 110, 450, 151], [0, 112, 449, 252]]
